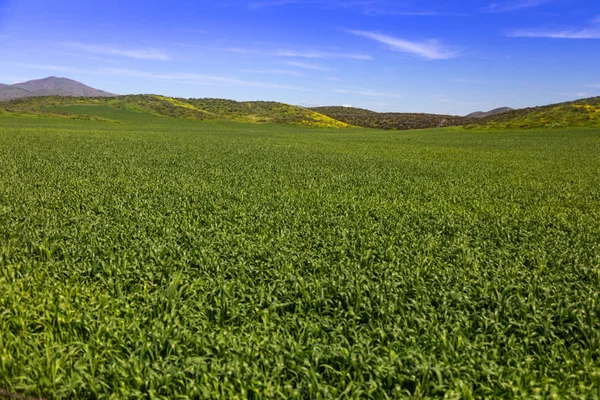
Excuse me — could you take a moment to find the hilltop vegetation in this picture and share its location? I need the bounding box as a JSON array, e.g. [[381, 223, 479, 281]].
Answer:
[[0, 95, 348, 129], [3, 76, 600, 131], [469, 96, 600, 129], [1, 111, 600, 398], [311, 106, 470, 130], [187, 98, 348, 128]]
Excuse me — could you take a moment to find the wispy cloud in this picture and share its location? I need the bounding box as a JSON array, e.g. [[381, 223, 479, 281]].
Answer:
[[356, 89, 403, 98], [586, 83, 600, 89], [483, 0, 551, 13], [453, 77, 491, 84], [60, 42, 171, 60], [429, 94, 453, 103], [99, 68, 310, 90], [507, 28, 600, 39], [240, 68, 302, 76], [347, 30, 458, 60], [284, 61, 332, 71], [0, 62, 311, 91], [428, 94, 483, 107], [333, 86, 403, 98], [217, 47, 372, 60], [247, 0, 466, 17], [0, 62, 88, 74], [0, 34, 8, 39], [248, 0, 302, 8], [593, 15, 600, 24], [177, 28, 208, 34], [365, 8, 469, 17]]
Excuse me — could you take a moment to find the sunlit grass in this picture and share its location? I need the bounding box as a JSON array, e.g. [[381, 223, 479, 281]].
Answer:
[[0, 113, 599, 398]]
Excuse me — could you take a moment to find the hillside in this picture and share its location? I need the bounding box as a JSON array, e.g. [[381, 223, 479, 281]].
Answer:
[[3, 77, 599, 131], [312, 106, 471, 130], [469, 96, 600, 129], [466, 107, 513, 118], [0, 94, 349, 129], [0, 77, 116, 101], [186, 98, 348, 127]]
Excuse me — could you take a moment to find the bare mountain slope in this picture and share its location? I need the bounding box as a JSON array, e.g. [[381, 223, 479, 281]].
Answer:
[[466, 107, 513, 118], [0, 77, 116, 101]]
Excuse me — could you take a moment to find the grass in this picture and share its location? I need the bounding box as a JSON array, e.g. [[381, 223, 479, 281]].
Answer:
[[0, 111, 599, 398]]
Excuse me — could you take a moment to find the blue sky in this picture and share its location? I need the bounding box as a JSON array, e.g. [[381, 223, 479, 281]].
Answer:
[[0, 0, 599, 115]]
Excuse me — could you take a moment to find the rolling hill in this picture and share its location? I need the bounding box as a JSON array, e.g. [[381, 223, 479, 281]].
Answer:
[[0, 94, 349, 129], [2, 76, 600, 130], [311, 106, 471, 130], [468, 96, 600, 129], [0, 77, 116, 101]]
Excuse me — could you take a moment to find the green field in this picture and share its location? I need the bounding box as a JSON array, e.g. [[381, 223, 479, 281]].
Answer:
[[1, 111, 599, 399]]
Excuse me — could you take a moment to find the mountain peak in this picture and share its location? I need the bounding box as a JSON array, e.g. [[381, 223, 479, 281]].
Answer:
[[0, 76, 117, 101], [466, 107, 513, 118]]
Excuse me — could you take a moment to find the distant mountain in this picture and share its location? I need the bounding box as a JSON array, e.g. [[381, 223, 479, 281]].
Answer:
[[311, 106, 470, 130], [0, 77, 116, 101], [466, 107, 513, 119]]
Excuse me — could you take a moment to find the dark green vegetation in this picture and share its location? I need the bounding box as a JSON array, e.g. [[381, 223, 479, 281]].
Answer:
[[0, 95, 348, 129], [312, 97, 600, 131], [470, 96, 600, 130], [311, 106, 471, 130], [1, 109, 600, 399], [0, 77, 115, 101]]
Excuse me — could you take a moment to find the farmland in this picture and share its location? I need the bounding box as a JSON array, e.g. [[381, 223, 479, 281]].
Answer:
[[0, 111, 599, 399]]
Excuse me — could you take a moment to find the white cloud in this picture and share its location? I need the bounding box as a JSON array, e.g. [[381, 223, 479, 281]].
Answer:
[[240, 68, 302, 76], [177, 28, 208, 34], [342, 104, 353, 107], [248, 0, 301, 8], [247, 0, 466, 17], [0, 62, 88, 74], [576, 92, 590, 97], [60, 42, 171, 60], [507, 28, 600, 39], [483, 0, 551, 13], [363, 9, 468, 17], [347, 30, 458, 60], [217, 47, 372, 60], [334, 86, 403, 98], [0, 62, 311, 91], [284, 61, 332, 71], [429, 94, 453, 103], [356, 89, 403, 98], [98, 68, 310, 90]]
